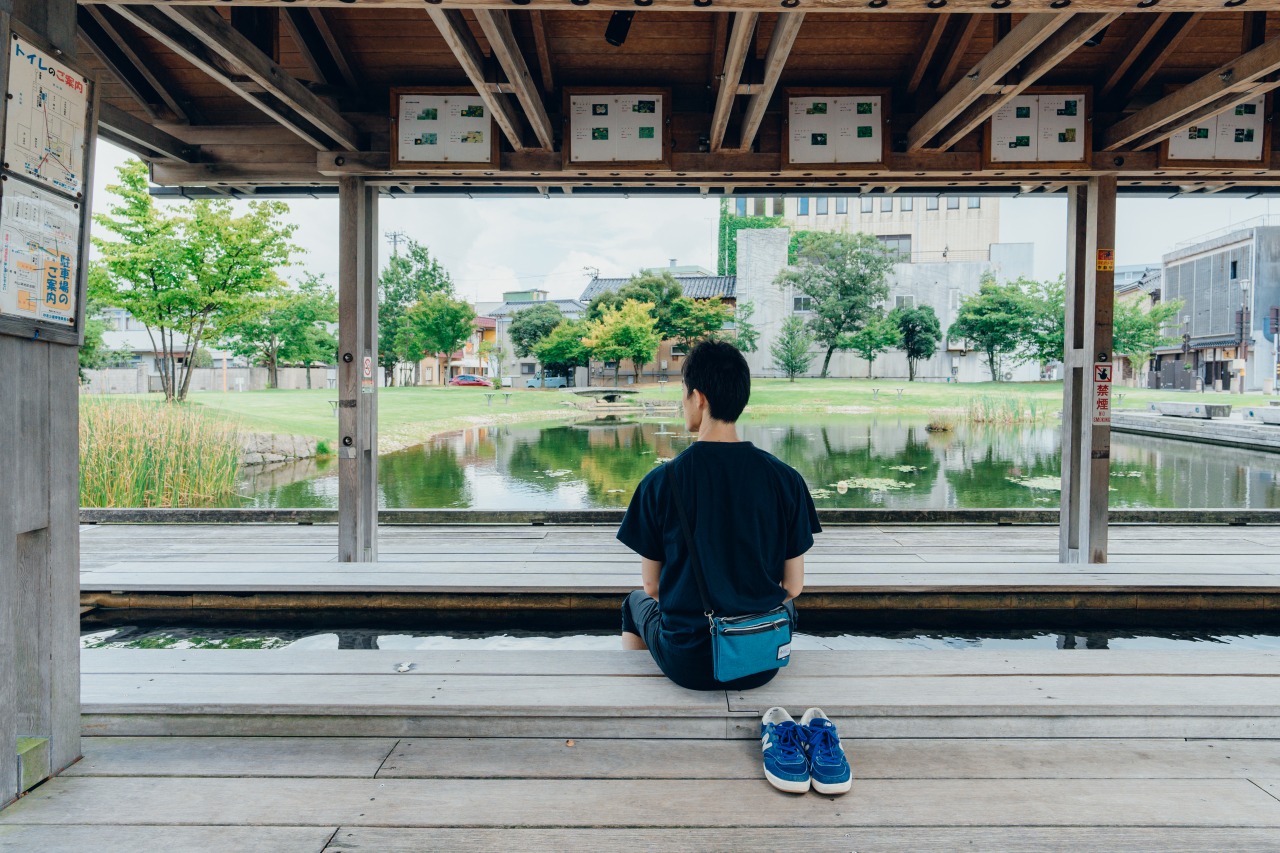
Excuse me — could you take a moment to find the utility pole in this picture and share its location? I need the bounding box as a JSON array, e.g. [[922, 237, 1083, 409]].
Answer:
[[386, 230, 409, 258]]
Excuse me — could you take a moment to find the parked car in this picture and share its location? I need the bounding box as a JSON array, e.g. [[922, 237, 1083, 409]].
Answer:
[[526, 373, 568, 389], [449, 374, 491, 387]]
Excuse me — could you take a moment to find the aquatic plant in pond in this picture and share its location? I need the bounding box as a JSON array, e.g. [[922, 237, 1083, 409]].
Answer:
[[965, 395, 1045, 425], [80, 398, 240, 507]]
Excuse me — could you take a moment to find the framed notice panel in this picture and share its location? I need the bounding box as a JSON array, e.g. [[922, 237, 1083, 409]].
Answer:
[[1160, 95, 1270, 169], [0, 22, 96, 345], [563, 88, 671, 168], [390, 87, 499, 169], [984, 88, 1091, 170], [783, 89, 890, 169]]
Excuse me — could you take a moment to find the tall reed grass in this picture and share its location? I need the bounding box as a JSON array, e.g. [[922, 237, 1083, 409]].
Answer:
[[965, 394, 1045, 425], [80, 399, 240, 507]]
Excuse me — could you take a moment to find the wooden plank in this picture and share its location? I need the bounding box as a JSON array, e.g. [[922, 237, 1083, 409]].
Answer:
[[473, 10, 554, 149], [736, 11, 803, 153], [324, 827, 1280, 853], [528, 11, 554, 95], [64, 736, 397, 778], [908, 13, 1071, 151], [78, 7, 177, 122], [46, 345, 81, 776], [907, 13, 949, 96], [934, 14, 982, 94], [426, 7, 528, 151], [0, 342, 16, 808], [308, 9, 359, 90], [1118, 13, 1203, 103], [710, 11, 758, 151], [0, 826, 336, 853], [3, 777, 1279, 828], [97, 102, 200, 162], [1100, 13, 1170, 99]]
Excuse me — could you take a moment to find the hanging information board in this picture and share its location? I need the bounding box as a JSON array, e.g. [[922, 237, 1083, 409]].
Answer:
[[784, 90, 889, 168], [563, 89, 670, 168], [1162, 95, 1269, 167], [390, 88, 499, 169], [0, 23, 95, 345], [985, 89, 1089, 169]]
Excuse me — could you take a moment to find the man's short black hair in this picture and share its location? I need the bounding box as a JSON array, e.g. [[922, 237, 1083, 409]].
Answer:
[[681, 340, 750, 423]]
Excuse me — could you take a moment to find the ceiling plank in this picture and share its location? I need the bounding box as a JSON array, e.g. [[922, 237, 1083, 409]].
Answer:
[[281, 9, 330, 85], [1099, 12, 1169, 99], [935, 15, 982, 93], [931, 13, 1121, 152], [529, 11, 555, 96], [908, 13, 1073, 152], [79, 6, 188, 123], [1104, 35, 1280, 150], [98, 101, 200, 163], [308, 10, 359, 90], [474, 10, 555, 149], [907, 13, 950, 97], [736, 11, 803, 153], [1118, 13, 1202, 103], [711, 11, 759, 151], [426, 7, 529, 151]]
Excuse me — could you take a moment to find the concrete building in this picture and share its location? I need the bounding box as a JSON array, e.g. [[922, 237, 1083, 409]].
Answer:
[[735, 228, 1039, 382], [1153, 219, 1280, 393], [486, 289, 587, 386]]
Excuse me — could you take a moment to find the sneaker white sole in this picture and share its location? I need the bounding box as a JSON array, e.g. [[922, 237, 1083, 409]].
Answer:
[[811, 777, 852, 795], [764, 768, 811, 794]]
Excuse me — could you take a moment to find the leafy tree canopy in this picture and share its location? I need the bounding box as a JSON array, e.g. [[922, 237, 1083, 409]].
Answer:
[[379, 239, 454, 382], [892, 304, 943, 381], [588, 271, 683, 340], [221, 273, 338, 388], [398, 294, 477, 384], [534, 320, 592, 378], [844, 310, 901, 378], [669, 295, 733, 349], [772, 315, 815, 382], [947, 273, 1036, 381], [734, 301, 761, 354], [509, 302, 565, 357], [583, 299, 660, 384]]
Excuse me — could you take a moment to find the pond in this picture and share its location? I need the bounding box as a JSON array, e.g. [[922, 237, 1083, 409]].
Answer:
[[234, 415, 1280, 510]]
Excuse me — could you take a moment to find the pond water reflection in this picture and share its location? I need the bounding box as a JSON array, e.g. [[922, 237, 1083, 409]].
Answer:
[[236, 415, 1280, 510]]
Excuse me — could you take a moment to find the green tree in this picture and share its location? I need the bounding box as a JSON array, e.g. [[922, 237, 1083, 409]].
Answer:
[[1113, 297, 1184, 378], [734, 301, 761, 354], [534, 320, 592, 380], [716, 199, 783, 275], [893, 304, 943, 381], [588, 272, 683, 340], [775, 231, 895, 378], [772, 315, 815, 382], [948, 273, 1036, 381], [669, 295, 733, 350], [379, 239, 453, 385], [509, 302, 565, 363], [1022, 275, 1067, 368], [399, 294, 477, 385], [846, 309, 901, 378], [583, 300, 660, 386], [79, 265, 114, 381], [221, 273, 337, 389], [92, 159, 296, 401]]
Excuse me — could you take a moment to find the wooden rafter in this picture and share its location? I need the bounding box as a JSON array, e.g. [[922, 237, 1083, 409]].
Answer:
[[930, 13, 1121, 152], [78, 6, 188, 123], [281, 8, 357, 90], [935, 15, 982, 93], [111, 4, 360, 151], [736, 12, 803, 153], [711, 12, 759, 151], [1115, 13, 1202, 103], [97, 101, 199, 163], [1104, 35, 1280, 150], [426, 7, 530, 151], [1099, 12, 1169, 99], [908, 13, 1073, 152], [907, 14, 950, 97], [529, 11, 555, 95], [473, 10, 555, 149]]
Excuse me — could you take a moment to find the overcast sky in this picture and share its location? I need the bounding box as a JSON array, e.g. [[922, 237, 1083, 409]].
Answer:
[[93, 139, 1280, 303]]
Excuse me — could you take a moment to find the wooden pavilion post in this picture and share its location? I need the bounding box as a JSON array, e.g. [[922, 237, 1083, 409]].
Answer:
[[337, 177, 379, 562], [1060, 175, 1117, 563], [0, 0, 84, 809]]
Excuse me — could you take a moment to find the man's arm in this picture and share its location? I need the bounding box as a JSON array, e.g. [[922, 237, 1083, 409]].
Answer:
[[641, 557, 662, 600], [782, 555, 804, 602]]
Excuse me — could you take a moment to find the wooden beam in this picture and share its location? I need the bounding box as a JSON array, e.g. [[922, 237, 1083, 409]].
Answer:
[[281, 8, 329, 85], [935, 15, 982, 93], [932, 13, 1121, 152], [78, 7, 188, 123], [310, 10, 359, 90], [909, 13, 1073, 152], [1243, 10, 1268, 52], [736, 12, 803, 153], [907, 13, 950, 97], [1117, 13, 1202, 103], [111, 4, 359, 151], [426, 7, 528, 151], [529, 10, 554, 96], [1099, 12, 1169, 99], [473, 10, 555, 149], [97, 101, 200, 163], [229, 8, 278, 63], [711, 12, 758, 151], [1105, 36, 1280, 150]]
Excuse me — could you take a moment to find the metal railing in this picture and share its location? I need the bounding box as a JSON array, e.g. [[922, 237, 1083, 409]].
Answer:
[[1173, 214, 1280, 249]]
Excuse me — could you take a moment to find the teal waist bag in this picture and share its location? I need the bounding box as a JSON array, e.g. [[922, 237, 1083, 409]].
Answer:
[[669, 461, 792, 683], [709, 607, 793, 683]]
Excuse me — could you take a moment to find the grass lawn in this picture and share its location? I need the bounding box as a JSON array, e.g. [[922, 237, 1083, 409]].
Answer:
[[159, 379, 1275, 447]]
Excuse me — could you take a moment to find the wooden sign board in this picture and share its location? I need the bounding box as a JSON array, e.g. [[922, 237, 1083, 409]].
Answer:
[[0, 21, 96, 346], [1160, 94, 1271, 169], [983, 88, 1091, 170], [783, 89, 890, 169], [563, 88, 671, 169], [390, 87, 500, 170]]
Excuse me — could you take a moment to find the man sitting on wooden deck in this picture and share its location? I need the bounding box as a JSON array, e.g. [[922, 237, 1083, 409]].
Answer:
[[616, 340, 819, 691]]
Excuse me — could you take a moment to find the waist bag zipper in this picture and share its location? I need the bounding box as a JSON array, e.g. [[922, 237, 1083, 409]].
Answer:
[[720, 619, 788, 636]]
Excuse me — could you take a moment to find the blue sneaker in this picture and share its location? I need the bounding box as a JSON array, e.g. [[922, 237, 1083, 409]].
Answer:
[[801, 707, 852, 795], [760, 707, 810, 793]]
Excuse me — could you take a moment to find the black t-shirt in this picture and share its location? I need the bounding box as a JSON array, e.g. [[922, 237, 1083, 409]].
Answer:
[[616, 440, 822, 646]]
